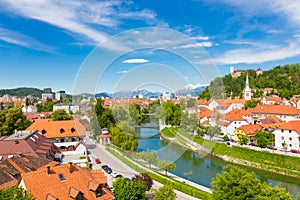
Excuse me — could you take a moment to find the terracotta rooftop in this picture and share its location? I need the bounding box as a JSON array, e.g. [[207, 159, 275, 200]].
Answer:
[[0, 155, 55, 189], [251, 105, 300, 115], [0, 130, 57, 160], [26, 120, 86, 139], [22, 163, 114, 200], [276, 121, 300, 135], [236, 124, 263, 135], [260, 116, 283, 124]]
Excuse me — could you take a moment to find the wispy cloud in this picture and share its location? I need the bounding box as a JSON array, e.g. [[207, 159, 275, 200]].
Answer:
[[175, 42, 213, 49], [122, 58, 149, 64], [184, 83, 208, 89], [0, 0, 165, 47], [0, 27, 55, 52], [192, 36, 209, 40], [116, 70, 129, 74]]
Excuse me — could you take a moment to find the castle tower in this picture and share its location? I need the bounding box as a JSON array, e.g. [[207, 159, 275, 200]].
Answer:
[[230, 66, 234, 74], [244, 73, 252, 101]]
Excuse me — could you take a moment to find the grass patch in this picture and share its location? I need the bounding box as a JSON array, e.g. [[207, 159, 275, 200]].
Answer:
[[161, 127, 176, 138]]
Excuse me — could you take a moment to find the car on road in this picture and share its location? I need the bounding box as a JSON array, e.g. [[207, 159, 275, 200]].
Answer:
[[290, 149, 300, 154], [226, 142, 230, 146], [102, 165, 112, 174], [95, 158, 101, 164], [267, 146, 277, 150], [112, 172, 123, 178], [249, 142, 256, 146]]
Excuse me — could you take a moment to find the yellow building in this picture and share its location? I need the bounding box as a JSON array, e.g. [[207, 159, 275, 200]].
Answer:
[[234, 124, 262, 142]]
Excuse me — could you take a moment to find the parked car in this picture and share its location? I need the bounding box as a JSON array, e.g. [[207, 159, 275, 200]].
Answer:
[[249, 142, 256, 146], [112, 172, 123, 178], [290, 149, 300, 154], [102, 165, 112, 174], [226, 142, 231, 146], [95, 158, 101, 164], [267, 146, 277, 150]]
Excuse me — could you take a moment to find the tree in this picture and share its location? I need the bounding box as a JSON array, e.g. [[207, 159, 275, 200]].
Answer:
[[237, 134, 248, 145], [131, 173, 153, 191], [50, 109, 73, 121], [90, 114, 101, 139], [157, 160, 176, 176], [211, 165, 293, 200], [117, 121, 135, 134], [255, 130, 269, 148], [129, 103, 143, 125], [297, 192, 300, 200], [154, 185, 176, 200], [0, 186, 35, 200], [113, 178, 146, 200], [0, 107, 32, 136], [244, 100, 261, 110], [138, 149, 158, 168], [207, 125, 221, 140]]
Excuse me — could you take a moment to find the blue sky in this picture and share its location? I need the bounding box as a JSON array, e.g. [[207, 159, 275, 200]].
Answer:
[[1, 0, 300, 94]]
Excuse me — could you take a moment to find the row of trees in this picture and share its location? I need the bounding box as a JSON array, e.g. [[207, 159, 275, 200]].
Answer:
[[199, 64, 300, 100]]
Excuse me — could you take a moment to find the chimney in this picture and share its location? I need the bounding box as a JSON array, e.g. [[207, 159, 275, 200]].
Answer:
[[68, 162, 73, 173], [46, 165, 51, 176]]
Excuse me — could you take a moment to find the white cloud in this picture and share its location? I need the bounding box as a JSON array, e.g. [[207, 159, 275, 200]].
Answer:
[[184, 83, 208, 90], [0, 27, 55, 52], [0, 0, 164, 47], [215, 41, 300, 64], [122, 58, 149, 64], [116, 70, 128, 74], [192, 36, 209, 40], [176, 42, 213, 49]]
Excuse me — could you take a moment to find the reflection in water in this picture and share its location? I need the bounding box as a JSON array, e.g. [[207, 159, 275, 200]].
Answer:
[[137, 128, 300, 198]]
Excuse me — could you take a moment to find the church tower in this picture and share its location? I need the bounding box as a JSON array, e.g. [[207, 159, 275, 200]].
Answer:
[[244, 73, 252, 100]]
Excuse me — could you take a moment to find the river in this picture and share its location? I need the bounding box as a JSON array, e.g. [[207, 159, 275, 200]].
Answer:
[[136, 127, 300, 199]]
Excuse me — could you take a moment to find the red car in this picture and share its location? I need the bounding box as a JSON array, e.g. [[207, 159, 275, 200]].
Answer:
[[290, 149, 300, 154], [249, 142, 256, 146], [95, 158, 101, 164]]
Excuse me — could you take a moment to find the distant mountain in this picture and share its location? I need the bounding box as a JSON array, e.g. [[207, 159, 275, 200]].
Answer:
[[111, 90, 162, 98], [176, 86, 206, 97], [95, 92, 111, 98], [0, 87, 42, 98]]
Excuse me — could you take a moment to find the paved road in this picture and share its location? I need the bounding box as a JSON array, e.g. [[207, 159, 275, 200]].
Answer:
[[85, 137, 201, 200]]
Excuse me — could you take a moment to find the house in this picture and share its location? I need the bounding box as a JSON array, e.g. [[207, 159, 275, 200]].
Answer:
[[216, 109, 249, 139], [234, 124, 263, 142], [22, 105, 38, 114], [42, 88, 54, 100], [26, 120, 87, 143], [273, 121, 300, 151], [0, 155, 56, 189], [0, 130, 57, 160], [251, 105, 300, 122], [53, 102, 86, 114], [19, 163, 114, 200], [99, 128, 112, 145], [55, 91, 67, 101]]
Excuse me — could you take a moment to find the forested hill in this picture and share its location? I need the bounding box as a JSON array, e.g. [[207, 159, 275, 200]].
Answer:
[[0, 87, 42, 98], [198, 63, 300, 100]]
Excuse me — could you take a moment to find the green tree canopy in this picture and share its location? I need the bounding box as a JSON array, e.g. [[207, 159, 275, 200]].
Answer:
[[113, 178, 146, 200], [211, 165, 293, 200], [131, 173, 153, 191], [50, 109, 73, 121], [0, 107, 32, 136], [154, 185, 176, 200], [0, 186, 35, 200]]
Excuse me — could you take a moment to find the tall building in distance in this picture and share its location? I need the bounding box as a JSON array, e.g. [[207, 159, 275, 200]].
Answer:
[[55, 91, 67, 101], [41, 88, 53, 100], [244, 73, 252, 101]]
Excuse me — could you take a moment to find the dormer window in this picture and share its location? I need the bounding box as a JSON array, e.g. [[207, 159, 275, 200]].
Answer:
[[71, 128, 76, 133], [42, 129, 47, 134], [95, 186, 102, 198], [60, 128, 65, 134]]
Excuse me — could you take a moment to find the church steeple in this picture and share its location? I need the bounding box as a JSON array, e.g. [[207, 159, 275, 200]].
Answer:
[[244, 72, 252, 100]]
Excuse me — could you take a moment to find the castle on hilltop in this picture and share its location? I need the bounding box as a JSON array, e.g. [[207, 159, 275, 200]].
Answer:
[[230, 66, 263, 78]]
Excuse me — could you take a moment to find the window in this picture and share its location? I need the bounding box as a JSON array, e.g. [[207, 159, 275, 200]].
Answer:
[[60, 128, 65, 133], [71, 128, 76, 133], [58, 173, 65, 181], [289, 130, 292, 133], [289, 137, 292, 141], [281, 129, 284, 132], [289, 144, 292, 147], [42, 129, 47, 134], [281, 136, 284, 140], [95, 186, 102, 198]]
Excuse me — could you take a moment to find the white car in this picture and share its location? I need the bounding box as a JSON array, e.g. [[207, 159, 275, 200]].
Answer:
[[111, 172, 123, 178]]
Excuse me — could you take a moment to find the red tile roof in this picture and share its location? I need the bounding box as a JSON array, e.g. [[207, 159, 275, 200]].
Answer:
[[26, 120, 86, 139], [252, 105, 300, 115], [22, 163, 114, 200], [236, 124, 262, 135], [277, 121, 300, 135]]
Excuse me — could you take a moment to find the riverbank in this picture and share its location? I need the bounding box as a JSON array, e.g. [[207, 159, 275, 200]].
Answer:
[[160, 127, 300, 179], [106, 145, 213, 199]]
